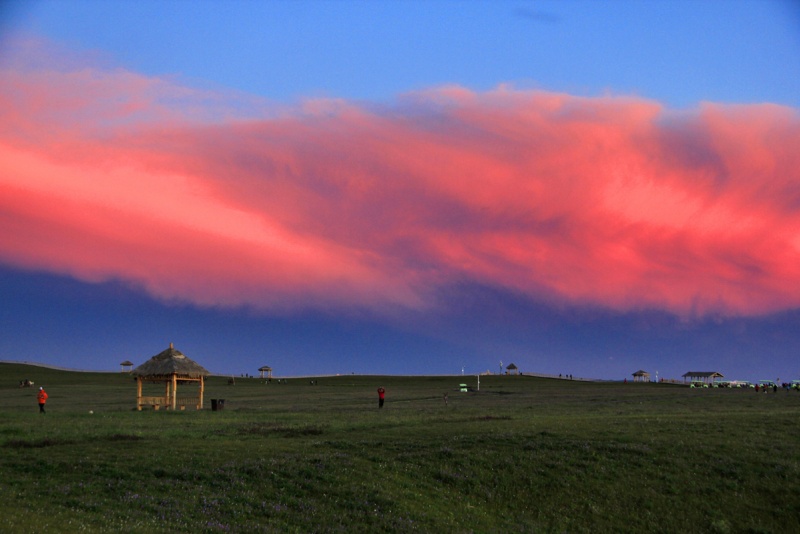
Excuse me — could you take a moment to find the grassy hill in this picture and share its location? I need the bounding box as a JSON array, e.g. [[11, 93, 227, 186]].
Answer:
[[1, 363, 798, 532]]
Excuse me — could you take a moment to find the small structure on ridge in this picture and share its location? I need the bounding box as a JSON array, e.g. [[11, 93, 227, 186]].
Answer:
[[258, 366, 273, 379], [132, 343, 209, 411], [505, 363, 519, 375], [632, 370, 650, 382], [682, 371, 724, 385], [120, 360, 134, 372]]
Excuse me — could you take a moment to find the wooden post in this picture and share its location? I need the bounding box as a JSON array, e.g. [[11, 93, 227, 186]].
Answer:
[[199, 377, 205, 410], [136, 377, 143, 411], [171, 374, 178, 411]]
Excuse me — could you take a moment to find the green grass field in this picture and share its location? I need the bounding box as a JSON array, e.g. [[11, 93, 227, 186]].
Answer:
[[1, 363, 798, 533]]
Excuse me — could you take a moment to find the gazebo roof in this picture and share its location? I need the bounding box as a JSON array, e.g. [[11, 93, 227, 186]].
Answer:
[[632, 370, 649, 376], [132, 344, 210, 379], [120, 360, 134, 366], [506, 363, 518, 369], [258, 365, 272, 371], [682, 371, 724, 378]]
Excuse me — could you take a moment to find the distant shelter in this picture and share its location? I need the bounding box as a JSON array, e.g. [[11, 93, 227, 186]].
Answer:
[[132, 343, 209, 411], [682, 371, 724, 385], [506, 363, 519, 375], [259, 366, 273, 379], [632, 370, 650, 382], [120, 360, 134, 372]]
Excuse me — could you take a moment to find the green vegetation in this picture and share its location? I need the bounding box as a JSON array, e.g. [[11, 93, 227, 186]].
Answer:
[[1, 363, 799, 533]]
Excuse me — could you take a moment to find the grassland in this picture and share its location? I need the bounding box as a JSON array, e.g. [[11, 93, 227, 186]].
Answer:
[[1, 363, 799, 533]]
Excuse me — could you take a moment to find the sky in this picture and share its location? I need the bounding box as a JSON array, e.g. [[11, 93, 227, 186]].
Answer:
[[1, 1, 799, 381]]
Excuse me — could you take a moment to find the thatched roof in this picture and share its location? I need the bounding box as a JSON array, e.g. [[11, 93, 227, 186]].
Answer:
[[120, 360, 134, 366], [258, 366, 272, 372], [132, 344, 210, 378], [632, 370, 649, 376], [506, 363, 518, 370]]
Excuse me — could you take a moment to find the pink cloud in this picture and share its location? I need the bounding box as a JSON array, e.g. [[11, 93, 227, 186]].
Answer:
[[2, 38, 799, 317]]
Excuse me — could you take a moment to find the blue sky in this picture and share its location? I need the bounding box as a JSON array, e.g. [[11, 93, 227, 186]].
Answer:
[[5, 1, 799, 107], [1, 1, 799, 381]]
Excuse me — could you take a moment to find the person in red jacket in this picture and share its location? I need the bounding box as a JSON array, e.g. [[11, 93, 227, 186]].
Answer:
[[37, 387, 48, 414], [377, 387, 385, 409]]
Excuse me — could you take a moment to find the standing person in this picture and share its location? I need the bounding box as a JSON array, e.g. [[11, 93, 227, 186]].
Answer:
[[377, 387, 385, 409], [37, 386, 48, 414]]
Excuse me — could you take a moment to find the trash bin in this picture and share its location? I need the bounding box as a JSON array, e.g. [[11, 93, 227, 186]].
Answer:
[[211, 399, 225, 411]]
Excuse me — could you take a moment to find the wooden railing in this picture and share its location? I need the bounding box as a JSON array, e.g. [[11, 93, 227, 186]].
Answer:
[[137, 396, 201, 410], [139, 396, 166, 407], [176, 396, 201, 409]]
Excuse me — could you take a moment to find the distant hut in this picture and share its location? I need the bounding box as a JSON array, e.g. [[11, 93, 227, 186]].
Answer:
[[632, 370, 650, 382], [120, 360, 134, 372], [258, 366, 273, 379], [506, 363, 519, 375], [132, 343, 209, 411], [682, 371, 724, 385]]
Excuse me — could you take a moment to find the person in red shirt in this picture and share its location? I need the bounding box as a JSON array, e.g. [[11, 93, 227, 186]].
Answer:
[[377, 387, 385, 409], [37, 387, 48, 414]]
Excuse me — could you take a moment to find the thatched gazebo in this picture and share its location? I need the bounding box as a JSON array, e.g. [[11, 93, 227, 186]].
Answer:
[[506, 363, 519, 375], [632, 370, 650, 382], [132, 343, 209, 411], [120, 360, 134, 372], [258, 366, 273, 379]]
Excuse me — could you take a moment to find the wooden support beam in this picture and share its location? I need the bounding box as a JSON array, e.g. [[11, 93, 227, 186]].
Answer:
[[172, 374, 178, 410]]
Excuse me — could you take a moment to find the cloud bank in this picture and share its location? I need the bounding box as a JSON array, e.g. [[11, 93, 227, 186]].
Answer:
[[2, 38, 799, 318]]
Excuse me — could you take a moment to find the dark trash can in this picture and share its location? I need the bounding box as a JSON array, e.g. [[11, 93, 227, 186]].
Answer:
[[211, 399, 225, 411]]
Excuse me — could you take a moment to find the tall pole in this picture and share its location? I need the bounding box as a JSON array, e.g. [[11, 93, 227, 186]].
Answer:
[[171, 374, 178, 410]]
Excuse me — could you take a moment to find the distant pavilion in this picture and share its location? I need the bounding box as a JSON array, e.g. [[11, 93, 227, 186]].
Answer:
[[259, 366, 273, 379], [132, 343, 209, 411], [120, 360, 134, 372], [682, 371, 724, 385], [632, 370, 650, 382]]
